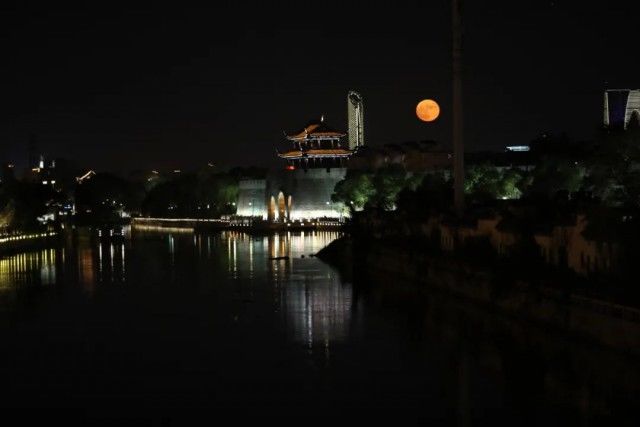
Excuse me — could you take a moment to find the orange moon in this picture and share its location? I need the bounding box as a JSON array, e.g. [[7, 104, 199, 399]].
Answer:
[[416, 99, 440, 122]]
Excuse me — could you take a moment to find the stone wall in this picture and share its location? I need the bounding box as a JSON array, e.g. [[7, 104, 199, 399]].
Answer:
[[360, 239, 640, 355], [285, 168, 347, 220], [236, 179, 267, 218], [239, 168, 348, 221]]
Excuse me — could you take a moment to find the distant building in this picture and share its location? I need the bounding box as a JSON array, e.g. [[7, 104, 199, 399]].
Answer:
[[466, 149, 536, 173], [25, 154, 59, 188], [349, 140, 451, 172], [347, 91, 365, 150], [604, 89, 640, 129]]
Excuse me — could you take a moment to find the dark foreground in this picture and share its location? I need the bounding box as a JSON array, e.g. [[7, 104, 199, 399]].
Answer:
[[0, 228, 638, 425]]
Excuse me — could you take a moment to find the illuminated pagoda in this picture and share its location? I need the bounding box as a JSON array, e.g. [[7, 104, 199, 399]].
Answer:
[[237, 96, 365, 222], [278, 116, 353, 169]]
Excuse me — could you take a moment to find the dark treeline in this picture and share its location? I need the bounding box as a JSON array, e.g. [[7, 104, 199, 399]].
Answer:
[[332, 126, 640, 290], [0, 166, 266, 231], [333, 127, 640, 214]]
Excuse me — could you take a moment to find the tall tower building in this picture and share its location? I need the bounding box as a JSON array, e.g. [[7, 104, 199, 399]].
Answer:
[[347, 91, 364, 150], [604, 89, 640, 129]]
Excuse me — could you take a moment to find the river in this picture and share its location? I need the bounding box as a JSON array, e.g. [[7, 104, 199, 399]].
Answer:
[[0, 228, 638, 424]]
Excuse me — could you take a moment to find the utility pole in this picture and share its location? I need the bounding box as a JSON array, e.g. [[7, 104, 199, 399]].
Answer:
[[452, 0, 465, 216]]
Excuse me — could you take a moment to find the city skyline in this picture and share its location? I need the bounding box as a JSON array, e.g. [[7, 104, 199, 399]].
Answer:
[[1, 2, 639, 172]]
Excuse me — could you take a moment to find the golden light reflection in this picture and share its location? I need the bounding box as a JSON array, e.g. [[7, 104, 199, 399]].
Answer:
[[222, 231, 350, 351], [79, 247, 96, 293], [0, 249, 59, 289]]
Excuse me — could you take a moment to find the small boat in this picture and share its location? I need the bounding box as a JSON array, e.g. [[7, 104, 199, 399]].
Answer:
[[269, 256, 289, 261]]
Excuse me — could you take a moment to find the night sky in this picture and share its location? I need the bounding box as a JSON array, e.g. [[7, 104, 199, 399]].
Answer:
[[1, 1, 639, 173]]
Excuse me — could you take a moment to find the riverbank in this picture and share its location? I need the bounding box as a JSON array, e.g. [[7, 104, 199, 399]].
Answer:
[[318, 236, 640, 355], [0, 231, 59, 256], [131, 217, 344, 232]]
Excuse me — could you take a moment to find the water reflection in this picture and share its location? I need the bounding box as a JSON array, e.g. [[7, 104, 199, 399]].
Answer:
[[220, 231, 351, 349], [79, 241, 127, 289], [0, 248, 58, 289], [1, 228, 638, 422]]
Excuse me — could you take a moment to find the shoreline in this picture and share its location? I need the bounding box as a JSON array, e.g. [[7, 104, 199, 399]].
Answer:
[[0, 232, 60, 256], [317, 236, 640, 355], [131, 217, 344, 233]]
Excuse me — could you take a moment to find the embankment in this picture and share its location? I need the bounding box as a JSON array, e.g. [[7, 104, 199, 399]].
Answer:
[[0, 232, 59, 256], [318, 236, 640, 355]]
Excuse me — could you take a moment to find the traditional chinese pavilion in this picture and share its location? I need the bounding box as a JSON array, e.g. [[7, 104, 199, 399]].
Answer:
[[278, 117, 353, 169], [236, 94, 365, 222]]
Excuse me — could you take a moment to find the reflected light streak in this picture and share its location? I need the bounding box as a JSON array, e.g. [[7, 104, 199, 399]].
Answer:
[[98, 244, 103, 281], [110, 244, 115, 277], [121, 244, 126, 281], [249, 238, 254, 279], [0, 249, 61, 289], [134, 225, 194, 234], [232, 239, 237, 278]]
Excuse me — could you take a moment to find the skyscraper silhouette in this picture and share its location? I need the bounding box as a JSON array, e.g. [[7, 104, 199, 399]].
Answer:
[[347, 91, 365, 150]]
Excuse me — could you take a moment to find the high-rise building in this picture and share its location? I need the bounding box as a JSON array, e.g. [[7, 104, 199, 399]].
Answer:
[[604, 89, 640, 130], [347, 91, 364, 150]]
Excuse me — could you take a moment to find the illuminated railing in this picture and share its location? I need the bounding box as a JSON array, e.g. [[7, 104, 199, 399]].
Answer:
[[0, 231, 58, 245], [228, 217, 344, 228], [131, 217, 344, 229], [133, 217, 229, 223], [132, 224, 195, 233]]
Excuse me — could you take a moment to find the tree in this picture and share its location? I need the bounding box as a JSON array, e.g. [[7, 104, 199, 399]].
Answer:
[[0, 181, 52, 231], [75, 173, 142, 223], [464, 164, 525, 202], [0, 199, 16, 231], [501, 168, 525, 199], [332, 171, 375, 214], [587, 127, 640, 208], [523, 156, 586, 201], [369, 166, 407, 210], [195, 173, 239, 217], [396, 172, 452, 218], [141, 171, 240, 218]]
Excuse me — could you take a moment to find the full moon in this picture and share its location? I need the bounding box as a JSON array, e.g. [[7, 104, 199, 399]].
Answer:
[[416, 99, 440, 122]]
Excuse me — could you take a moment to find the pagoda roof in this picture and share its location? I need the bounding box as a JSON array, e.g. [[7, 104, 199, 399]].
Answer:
[[278, 148, 353, 159], [285, 119, 346, 141]]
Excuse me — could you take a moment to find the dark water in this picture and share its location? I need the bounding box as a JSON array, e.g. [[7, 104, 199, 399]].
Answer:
[[0, 228, 638, 425]]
